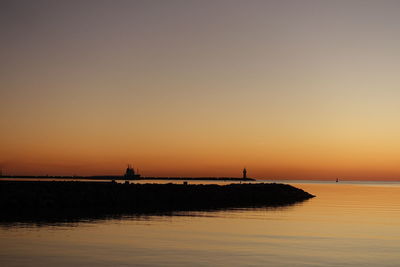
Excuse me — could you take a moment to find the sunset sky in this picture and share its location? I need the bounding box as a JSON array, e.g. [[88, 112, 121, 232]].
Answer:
[[2, 0, 400, 179]]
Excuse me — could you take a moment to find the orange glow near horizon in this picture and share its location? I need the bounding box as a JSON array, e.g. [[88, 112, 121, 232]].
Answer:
[[2, 1, 400, 180]]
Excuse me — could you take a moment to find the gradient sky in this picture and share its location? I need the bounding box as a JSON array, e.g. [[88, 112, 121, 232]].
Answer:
[[2, 0, 400, 179]]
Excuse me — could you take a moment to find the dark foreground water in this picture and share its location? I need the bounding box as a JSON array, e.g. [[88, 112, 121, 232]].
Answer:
[[1, 181, 400, 266]]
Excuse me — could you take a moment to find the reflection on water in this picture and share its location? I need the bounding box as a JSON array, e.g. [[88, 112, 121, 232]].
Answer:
[[2, 182, 400, 266], [0, 200, 307, 228]]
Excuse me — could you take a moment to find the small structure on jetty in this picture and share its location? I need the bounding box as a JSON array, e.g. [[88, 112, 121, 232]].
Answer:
[[124, 164, 140, 179]]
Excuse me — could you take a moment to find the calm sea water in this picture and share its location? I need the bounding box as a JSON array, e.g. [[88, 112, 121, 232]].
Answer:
[[1, 181, 400, 266]]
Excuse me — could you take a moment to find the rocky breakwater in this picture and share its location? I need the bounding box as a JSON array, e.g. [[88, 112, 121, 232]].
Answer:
[[0, 181, 315, 221]]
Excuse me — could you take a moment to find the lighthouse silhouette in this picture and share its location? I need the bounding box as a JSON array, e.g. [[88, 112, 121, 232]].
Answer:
[[243, 168, 247, 179]]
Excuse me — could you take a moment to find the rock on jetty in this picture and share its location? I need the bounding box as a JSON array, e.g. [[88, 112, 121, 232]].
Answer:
[[0, 181, 314, 221]]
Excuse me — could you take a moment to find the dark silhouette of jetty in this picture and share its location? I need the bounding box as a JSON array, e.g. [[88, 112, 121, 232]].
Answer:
[[0, 166, 255, 181], [0, 175, 255, 181], [0, 181, 314, 222]]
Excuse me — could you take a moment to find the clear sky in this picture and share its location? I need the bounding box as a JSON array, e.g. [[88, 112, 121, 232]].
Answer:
[[1, 0, 400, 179]]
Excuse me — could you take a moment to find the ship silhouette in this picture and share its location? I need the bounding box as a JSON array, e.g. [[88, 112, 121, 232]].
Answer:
[[124, 164, 140, 179]]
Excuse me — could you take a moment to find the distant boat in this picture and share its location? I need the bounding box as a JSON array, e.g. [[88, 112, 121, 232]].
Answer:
[[336, 178, 339, 183], [124, 164, 140, 180]]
